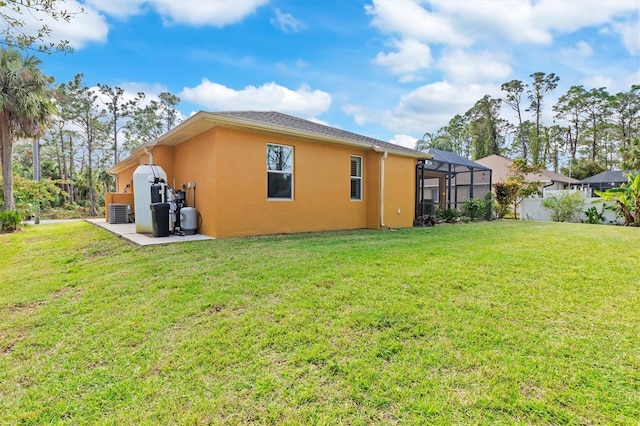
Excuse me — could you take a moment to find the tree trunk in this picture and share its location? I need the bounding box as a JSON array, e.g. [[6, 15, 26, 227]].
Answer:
[[517, 110, 526, 160], [1, 112, 15, 210], [113, 118, 118, 166], [591, 116, 598, 161], [88, 130, 97, 217], [68, 134, 74, 204], [59, 129, 68, 204]]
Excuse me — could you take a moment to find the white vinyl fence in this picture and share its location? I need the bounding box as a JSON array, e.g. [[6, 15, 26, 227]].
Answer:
[[519, 190, 622, 224]]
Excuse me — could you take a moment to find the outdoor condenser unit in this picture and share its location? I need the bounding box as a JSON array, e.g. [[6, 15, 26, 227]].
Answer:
[[108, 204, 131, 224]]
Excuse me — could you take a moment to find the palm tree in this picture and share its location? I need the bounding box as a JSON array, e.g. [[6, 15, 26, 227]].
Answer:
[[0, 48, 55, 210]]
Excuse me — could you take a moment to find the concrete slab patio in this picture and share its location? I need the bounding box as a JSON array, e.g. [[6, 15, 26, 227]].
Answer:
[[85, 218, 214, 246]]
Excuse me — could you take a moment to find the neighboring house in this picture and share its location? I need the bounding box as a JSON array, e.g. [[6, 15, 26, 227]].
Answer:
[[577, 170, 637, 196], [474, 154, 577, 194], [107, 111, 431, 239]]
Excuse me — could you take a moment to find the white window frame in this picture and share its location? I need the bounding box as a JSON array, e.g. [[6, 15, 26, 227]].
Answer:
[[350, 155, 363, 201], [267, 143, 294, 200]]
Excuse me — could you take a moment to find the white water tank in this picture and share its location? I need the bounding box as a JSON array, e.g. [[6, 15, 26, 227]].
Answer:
[[181, 207, 197, 235], [133, 164, 167, 233]]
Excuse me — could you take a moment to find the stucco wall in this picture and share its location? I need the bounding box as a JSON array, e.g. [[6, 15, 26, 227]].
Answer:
[[112, 127, 419, 238], [205, 127, 376, 238], [172, 128, 218, 236], [115, 166, 135, 193], [146, 145, 175, 185], [365, 151, 381, 229], [382, 155, 417, 228]]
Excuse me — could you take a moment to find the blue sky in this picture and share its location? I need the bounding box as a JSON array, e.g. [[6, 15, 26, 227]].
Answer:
[[28, 0, 640, 149]]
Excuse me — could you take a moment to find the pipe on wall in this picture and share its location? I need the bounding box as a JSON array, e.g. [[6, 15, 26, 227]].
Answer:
[[380, 151, 388, 229], [144, 146, 154, 164]]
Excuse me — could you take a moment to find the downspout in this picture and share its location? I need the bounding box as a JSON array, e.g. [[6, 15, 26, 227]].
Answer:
[[144, 145, 154, 164], [380, 150, 388, 229], [415, 161, 423, 221], [541, 180, 555, 197]]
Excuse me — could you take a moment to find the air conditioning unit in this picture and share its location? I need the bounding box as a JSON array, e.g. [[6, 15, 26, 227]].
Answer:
[[108, 204, 131, 224]]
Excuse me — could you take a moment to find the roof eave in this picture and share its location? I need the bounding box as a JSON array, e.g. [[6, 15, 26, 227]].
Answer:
[[374, 144, 432, 159], [198, 112, 428, 158], [108, 143, 152, 174], [110, 111, 430, 172]]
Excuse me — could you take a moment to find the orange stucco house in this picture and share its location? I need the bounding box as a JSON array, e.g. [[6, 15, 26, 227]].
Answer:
[[107, 111, 431, 239]]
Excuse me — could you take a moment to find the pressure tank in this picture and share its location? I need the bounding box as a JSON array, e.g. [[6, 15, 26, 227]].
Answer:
[[133, 165, 167, 233], [181, 207, 197, 235]]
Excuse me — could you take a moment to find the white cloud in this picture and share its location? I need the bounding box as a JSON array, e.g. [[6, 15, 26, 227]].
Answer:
[[366, 0, 639, 81], [570, 41, 594, 58], [365, 0, 470, 46], [373, 38, 433, 78], [389, 134, 418, 149], [582, 76, 615, 91], [432, 0, 639, 44], [152, 0, 268, 27], [180, 79, 332, 118], [532, 0, 639, 34], [345, 81, 500, 136], [437, 49, 512, 84], [386, 81, 500, 134], [582, 68, 640, 93], [271, 8, 305, 33], [613, 19, 640, 55], [86, 0, 268, 27], [432, 0, 551, 45]]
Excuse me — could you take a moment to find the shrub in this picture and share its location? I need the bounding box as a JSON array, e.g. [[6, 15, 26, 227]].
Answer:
[[435, 208, 459, 223], [40, 204, 91, 220], [494, 181, 518, 218], [461, 198, 484, 221], [482, 192, 494, 221], [414, 214, 437, 227], [541, 192, 585, 222], [0, 210, 24, 233], [0, 175, 65, 219], [584, 205, 605, 225]]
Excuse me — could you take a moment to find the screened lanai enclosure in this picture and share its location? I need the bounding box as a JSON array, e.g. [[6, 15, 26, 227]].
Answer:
[[415, 148, 493, 218]]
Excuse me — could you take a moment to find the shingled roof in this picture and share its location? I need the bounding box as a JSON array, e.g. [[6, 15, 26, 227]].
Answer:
[[213, 111, 425, 157], [110, 110, 428, 174], [577, 170, 636, 185], [422, 148, 491, 171]]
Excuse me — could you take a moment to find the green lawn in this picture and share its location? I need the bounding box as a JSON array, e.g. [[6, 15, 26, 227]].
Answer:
[[1, 221, 638, 424]]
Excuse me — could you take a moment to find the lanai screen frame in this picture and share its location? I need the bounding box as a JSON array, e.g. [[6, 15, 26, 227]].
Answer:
[[414, 148, 492, 219]]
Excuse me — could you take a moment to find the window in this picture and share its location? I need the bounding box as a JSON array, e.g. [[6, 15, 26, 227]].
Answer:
[[350, 156, 362, 200], [267, 144, 293, 199]]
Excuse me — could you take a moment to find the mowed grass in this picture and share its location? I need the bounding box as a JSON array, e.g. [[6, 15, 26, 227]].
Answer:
[[0, 221, 638, 425]]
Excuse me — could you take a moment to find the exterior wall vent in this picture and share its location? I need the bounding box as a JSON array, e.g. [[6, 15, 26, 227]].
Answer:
[[108, 204, 131, 224]]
